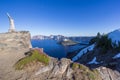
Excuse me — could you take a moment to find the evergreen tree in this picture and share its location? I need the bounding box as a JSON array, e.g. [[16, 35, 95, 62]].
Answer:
[[97, 32, 101, 38]]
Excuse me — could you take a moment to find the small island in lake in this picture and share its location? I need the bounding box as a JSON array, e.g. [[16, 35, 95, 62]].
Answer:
[[59, 38, 79, 46]]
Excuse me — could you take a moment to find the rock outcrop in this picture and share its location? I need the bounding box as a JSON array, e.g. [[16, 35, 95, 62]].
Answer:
[[0, 31, 32, 51], [97, 66, 120, 80], [15, 57, 102, 80], [0, 31, 32, 80], [75, 47, 120, 80]]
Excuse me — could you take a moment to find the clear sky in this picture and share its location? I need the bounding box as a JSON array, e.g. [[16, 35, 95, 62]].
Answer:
[[0, 0, 120, 36]]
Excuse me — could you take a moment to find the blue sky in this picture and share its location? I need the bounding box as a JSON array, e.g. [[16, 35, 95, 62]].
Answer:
[[0, 0, 120, 36]]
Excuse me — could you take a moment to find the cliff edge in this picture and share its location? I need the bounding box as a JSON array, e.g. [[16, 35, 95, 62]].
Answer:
[[0, 31, 32, 50], [0, 31, 32, 80]]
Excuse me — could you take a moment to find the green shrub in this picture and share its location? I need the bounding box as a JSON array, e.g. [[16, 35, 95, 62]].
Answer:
[[14, 49, 50, 70], [72, 63, 88, 71], [71, 63, 101, 80], [79, 64, 88, 71], [71, 63, 80, 69], [87, 72, 95, 80]]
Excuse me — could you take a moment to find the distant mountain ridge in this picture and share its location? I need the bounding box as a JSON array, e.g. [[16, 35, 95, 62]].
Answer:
[[32, 35, 66, 41], [32, 35, 93, 43], [108, 28, 120, 45]]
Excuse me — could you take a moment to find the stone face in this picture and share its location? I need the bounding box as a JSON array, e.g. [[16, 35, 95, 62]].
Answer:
[[97, 67, 120, 80], [35, 58, 55, 75], [0, 31, 32, 50], [65, 66, 73, 79], [48, 58, 71, 78], [0, 31, 32, 80], [35, 58, 72, 79]]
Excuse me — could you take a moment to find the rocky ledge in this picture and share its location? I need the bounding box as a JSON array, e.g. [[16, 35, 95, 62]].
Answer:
[[13, 49, 102, 80], [0, 31, 32, 51], [0, 31, 32, 80]]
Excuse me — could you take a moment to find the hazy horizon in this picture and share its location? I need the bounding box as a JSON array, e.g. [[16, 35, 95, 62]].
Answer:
[[32, 34, 95, 37], [0, 0, 120, 36]]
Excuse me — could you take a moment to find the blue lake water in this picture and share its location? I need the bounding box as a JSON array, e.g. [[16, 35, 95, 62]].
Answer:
[[31, 39, 86, 59]]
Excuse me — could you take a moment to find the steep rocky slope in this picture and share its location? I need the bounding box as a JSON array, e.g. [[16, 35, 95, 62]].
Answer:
[[73, 29, 120, 80], [0, 31, 102, 80], [13, 50, 102, 80], [0, 31, 32, 50]]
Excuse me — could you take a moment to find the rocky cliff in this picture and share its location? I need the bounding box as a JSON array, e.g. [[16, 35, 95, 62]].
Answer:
[[0, 31, 32, 51], [0, 31, 32, 80]]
